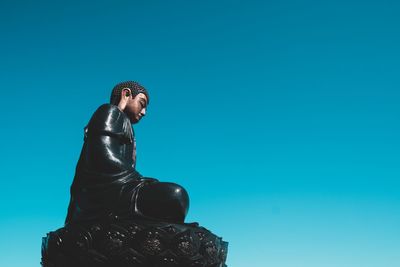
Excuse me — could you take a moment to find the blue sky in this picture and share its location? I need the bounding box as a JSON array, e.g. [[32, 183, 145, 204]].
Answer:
[[0, 1, 399, 266]]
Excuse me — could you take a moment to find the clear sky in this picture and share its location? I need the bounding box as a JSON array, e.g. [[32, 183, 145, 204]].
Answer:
[[0, 1, 399, 266]]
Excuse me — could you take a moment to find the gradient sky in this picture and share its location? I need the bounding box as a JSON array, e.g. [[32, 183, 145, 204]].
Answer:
[[0, 1, 399, 266]]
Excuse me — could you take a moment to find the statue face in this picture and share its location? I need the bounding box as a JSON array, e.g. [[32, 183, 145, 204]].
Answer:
[[125, 93, 148, 124]]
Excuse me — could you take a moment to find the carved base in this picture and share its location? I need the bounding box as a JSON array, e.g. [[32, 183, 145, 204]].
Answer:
[[41, 219, 228, 267]]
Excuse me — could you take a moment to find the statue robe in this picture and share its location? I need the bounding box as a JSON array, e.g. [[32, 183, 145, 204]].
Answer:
[[65, 104, 148, 224]]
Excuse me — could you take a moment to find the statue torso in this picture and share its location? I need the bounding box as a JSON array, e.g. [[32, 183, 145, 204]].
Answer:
[[66, 104, 142, 224]]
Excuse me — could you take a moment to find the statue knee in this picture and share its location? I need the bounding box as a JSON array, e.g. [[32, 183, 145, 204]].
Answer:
[[136, 182, 189, 223]]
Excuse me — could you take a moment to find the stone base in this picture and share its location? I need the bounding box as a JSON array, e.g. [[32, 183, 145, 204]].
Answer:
[[41, 219, 228, 267]]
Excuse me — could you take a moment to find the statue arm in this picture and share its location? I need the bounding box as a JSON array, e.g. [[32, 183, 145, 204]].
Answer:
[[83, 104, 138, 176]]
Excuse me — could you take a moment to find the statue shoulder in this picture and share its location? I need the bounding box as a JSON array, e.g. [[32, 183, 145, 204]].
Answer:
[[87, 104, 127, 133]]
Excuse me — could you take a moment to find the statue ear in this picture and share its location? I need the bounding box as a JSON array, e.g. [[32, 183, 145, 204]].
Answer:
[[121, 88, 132, 99], [118, 88, 132, 111]]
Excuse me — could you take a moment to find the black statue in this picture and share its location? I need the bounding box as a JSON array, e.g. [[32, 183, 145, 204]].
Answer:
[[41, 81, 228, 267], [66, 82, 189, 224]]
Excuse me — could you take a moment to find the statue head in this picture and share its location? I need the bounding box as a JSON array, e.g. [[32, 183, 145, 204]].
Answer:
[[110, 81, 149, 124]]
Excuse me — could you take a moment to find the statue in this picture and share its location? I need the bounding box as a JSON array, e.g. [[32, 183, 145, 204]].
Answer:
[[41, 81, 228, 267], [65, 81, 189, 224]]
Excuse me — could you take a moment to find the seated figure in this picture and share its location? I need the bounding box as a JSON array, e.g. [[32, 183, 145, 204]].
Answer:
[[65, 81, 189, 224], [42, 81, 228, 267]]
